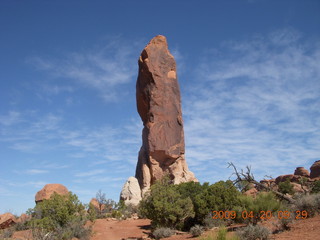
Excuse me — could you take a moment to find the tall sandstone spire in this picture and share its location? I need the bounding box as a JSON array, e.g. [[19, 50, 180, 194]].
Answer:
[[135, 35, 197, 195]]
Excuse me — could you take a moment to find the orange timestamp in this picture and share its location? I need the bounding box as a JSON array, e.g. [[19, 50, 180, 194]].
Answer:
[[212, 210, 308, 220]]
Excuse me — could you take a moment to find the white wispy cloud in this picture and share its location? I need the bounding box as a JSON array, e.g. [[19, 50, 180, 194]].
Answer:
[[74, 169, 105, 177], [0, 111, 21, 126], [184, 28, 320, 181], [28, 37, 141, 102]]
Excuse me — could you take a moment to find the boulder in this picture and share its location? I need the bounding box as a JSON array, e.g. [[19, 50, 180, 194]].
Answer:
[[294, 167, 310, 177], [291, 182, 305, 193], [243, 188, 258, 197], [35, 183, 69, 203], [135, 35, 197, 195], [275, 174, 302, 184], [310, 160, 320, 179], [89, 198, 106, 212], [0, 212, 16, 229], [120, 177, 142, 206]]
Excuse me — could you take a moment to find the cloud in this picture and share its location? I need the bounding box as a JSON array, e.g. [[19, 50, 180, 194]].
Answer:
[[184, 28, 320, 181], [0, 111, 21, 126], [74, 169, 105, 177], [28, 37, 141, 102]]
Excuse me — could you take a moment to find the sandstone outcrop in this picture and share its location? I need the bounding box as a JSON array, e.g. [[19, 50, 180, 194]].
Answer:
[[135, 35, 197, 195], [294, 167, 310, 177], [0, 212, 16, 229], [35, 183, 69, 203], [120, 177, 142, 206], [89, 198, 106, 212], [310, 160, 320, 179]]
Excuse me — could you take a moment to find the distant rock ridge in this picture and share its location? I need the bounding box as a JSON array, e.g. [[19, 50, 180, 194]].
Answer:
[[134, 35, 197, 195], [258, 160, 320, 193]]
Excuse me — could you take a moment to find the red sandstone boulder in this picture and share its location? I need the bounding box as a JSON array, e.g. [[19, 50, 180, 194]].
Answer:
[[243, 188, 258, 197], [310, 160, 320, 179], [0, 212, 16, 229], [35, 183, 69, 203], [135, 35, 197, 195], [294, 167, 310, 177], [89, 198, 106, 212], [275, 174, 302, 184]]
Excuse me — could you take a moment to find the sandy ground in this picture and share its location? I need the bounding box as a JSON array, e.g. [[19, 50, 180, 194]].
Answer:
[[11, 214, 320, 240]]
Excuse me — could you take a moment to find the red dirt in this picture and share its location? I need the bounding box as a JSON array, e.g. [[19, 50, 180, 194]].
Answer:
[[90, 218, 151, 240], [10, 215, 320, 240], [273, 214, 320, 240]]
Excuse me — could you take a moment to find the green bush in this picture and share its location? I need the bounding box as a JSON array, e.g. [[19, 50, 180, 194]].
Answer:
[[236, 192, 281, 224], [138, 176, 194, 230], [181, 180, 240, 226], [28, 192, 91, 240], [152, 227, 174, 239], [278, 179, 294, 195], [190, 224, 204, 237], [236, 224, 270, 240], [311, 180, 320, 194]]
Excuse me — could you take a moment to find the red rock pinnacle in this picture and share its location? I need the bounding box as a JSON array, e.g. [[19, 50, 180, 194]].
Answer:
[[135, 35, 197, 194]]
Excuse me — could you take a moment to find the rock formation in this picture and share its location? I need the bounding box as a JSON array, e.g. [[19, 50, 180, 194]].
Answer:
[[310, 160, 320, 179], [0, 212, 16, 229], [294, 167, 310, 177], [135, 35, 197, 195], [89, 198, 106, 213], [120, 177, 142, 206], [35, 183, 69, 203]]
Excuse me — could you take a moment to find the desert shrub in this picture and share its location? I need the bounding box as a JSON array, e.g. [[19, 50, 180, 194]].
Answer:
[[236, 224, 270, 240], [203, 213, 224, 229], [138, 176, 194, 230], [14, 220, 30, 231], [0, 228, 13, 238], [278, 214, 294, 231], [293, 193, 320, 217], [152, 227, 174, 239], [311, 180, 320, 193], [87, 203, 97, 222], [190, 224, 204, 237], [116, 201, 138, 219], [28, 192, 91, 240], [278, 179, 294, 195], [236, 192, 281, 224], [216, 227, 227, 240], [187, 181, 240, 226]]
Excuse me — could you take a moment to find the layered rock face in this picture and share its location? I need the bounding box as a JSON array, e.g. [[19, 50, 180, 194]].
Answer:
[[135, 35, 197, 195], [35, 183, 69, 203]]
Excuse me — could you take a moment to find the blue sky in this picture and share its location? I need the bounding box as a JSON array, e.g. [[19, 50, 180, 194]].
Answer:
[[0, 0, 319, 214]]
